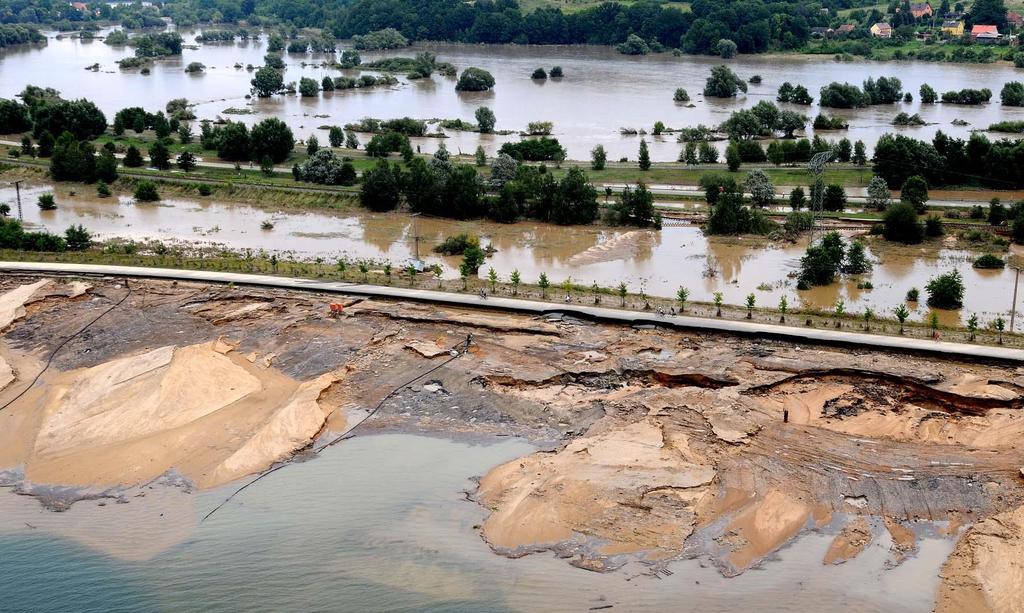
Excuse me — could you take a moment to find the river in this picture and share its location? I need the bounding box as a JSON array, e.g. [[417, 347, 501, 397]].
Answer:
[[0, 432, 953, 613], [2, 27, 1024, 161], [1, 180, 1013, 325]]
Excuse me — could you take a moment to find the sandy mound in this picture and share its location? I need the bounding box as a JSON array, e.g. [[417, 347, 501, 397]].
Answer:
[[476, 419, 716, 566], [823, 517, 872, 565], [752, 380, 1024, 449], [0, 279, 51, 330], [0, 341, 341, 491], [717, 489, 814, 571], [937, 505, 1024, 613]]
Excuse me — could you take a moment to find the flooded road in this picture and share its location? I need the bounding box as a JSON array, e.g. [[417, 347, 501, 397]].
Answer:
[[0, 432, 954, 613], [3, 180, 1012, 324], [2, 28, 1023, 161]]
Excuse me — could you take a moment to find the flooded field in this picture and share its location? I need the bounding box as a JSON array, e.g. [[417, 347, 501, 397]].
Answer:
[[2, 28, 1024, 161], [0, 433, 954, 613], [3, 180, 1013, 324]]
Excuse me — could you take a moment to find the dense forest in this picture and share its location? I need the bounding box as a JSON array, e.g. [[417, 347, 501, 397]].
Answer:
[[0, 0, 833, 54]]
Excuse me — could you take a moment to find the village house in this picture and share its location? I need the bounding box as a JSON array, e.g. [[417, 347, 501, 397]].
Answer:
[[909, 2, 933, 19], [941, 20, 965, 36], [971, 24, 1000, 43], [870, 22, 893, 38], [836, 23, 856, 34]]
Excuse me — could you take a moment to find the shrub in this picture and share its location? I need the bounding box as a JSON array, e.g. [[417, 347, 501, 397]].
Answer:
[[531, 67, 547, 80], [924, 215, 945, 237], [134, 180, 160, 201], [973, 254, 1006, 269], [673, 88, 690, 102], [883, 202, 924, 244], [926, 270, 965, 309], [455, 67, 495, 92], [37, 193, 56, 210], [906, 287, 920, 302], [703, 65, 747, 98], [433, 233, 480, 255], [813, 115, 848, 130], [498, 137, 565, 162]]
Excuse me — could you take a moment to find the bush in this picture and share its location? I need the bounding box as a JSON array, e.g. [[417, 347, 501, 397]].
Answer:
[[64, 224, 91, 250], [924, 215, 945, 237], [941, 88, 992, 104], [883, 202, 923, 244], [1001, 82, 1024, 107], [531, 67, 547, 79], [819, 82, 868, 108], [498, 137, 565, 162], [973, 254, 1006, 269], [813, 115, 848, 130], [37, 193, 56, 210], [926, 270, 965, 309], [550, 66, 563, 78], [892, 112, 925, 126], [906, 287, 920, 302], [433, 233, 480, 255], [704, 65, 747, 98], [989, 121, 1024, 133], [134, 180, 160, 201], [351, 28, 409, 50], [616, 33, 650, 55], [455, 67, 495, 92], [673, 88, 690, 102]]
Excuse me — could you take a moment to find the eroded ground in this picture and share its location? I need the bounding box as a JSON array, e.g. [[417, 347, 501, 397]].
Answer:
[[1, 274, 1023, 611]]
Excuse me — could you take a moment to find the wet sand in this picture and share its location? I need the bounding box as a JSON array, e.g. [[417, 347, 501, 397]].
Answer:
[[2, 275, 1024, 610]]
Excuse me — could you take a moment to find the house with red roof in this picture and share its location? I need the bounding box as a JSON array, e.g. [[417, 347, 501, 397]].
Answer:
[[971, 24, 1000, 43]]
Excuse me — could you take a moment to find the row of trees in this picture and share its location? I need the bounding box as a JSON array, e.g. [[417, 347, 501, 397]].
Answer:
[[358, 147, 602, 225], [0, 86, 106, 141], [873, 131, 1024, 189], [199, 118, 295, 163]]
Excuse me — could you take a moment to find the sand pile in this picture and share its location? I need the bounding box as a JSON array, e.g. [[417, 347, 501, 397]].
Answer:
[[0, 279, 52, 330], [477, 419, 716, 567], [0, 340, 342, 491], [938, 505, 1024, 613]]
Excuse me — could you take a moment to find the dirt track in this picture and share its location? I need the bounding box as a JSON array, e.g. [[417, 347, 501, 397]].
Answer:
[[2, 274, 1023, 611]]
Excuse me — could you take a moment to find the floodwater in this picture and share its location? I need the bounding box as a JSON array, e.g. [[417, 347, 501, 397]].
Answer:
[[2, 27, 1024, 161], [0, 432, 954, 612], [2, 180, 1013, 325]]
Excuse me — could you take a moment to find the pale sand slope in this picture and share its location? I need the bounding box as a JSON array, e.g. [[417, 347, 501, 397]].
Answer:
[[0, 354, 12, 392], [0, 341, 343, 490], [0, 279, 51, 330], [938, 505, 1024, 613], [751, 382, 1024, 449], [477, 419, 716, 557]]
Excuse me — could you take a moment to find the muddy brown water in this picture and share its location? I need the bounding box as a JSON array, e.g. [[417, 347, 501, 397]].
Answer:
[[2, 27, 1024, 161], [2, 180, 1012, 325], [0, 433, 954, 612]]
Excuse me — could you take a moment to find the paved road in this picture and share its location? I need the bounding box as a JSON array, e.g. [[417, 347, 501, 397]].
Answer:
[[3, 261, 1021, 363]]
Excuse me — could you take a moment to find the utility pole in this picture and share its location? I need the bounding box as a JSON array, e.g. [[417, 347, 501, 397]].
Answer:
[[409, 212, 422, 270], [13, 180, 23, 220], [1011, 265, 1020, 333]]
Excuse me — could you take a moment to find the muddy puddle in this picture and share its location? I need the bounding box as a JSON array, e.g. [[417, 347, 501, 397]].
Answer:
[[0, 433, 953, 613], [3, 180, 1013, 324]]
